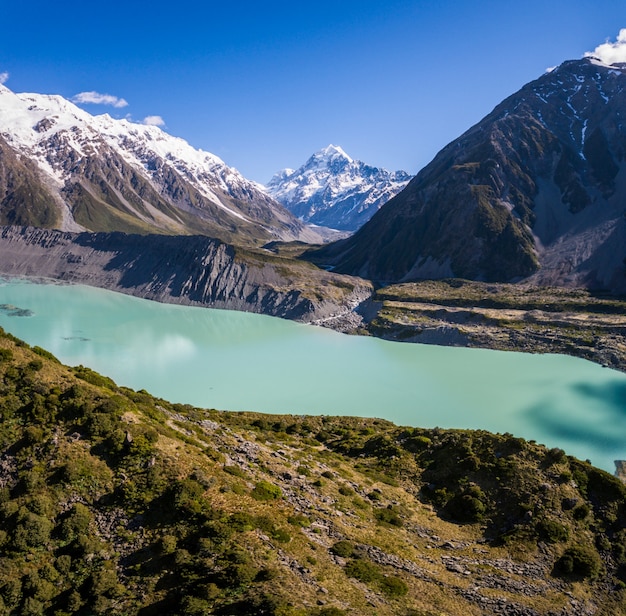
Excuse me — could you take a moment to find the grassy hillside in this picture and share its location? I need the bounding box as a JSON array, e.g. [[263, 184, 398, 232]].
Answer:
[[0, 330, 624, 615]]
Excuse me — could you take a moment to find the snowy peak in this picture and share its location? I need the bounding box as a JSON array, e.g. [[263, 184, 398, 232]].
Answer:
[[266, 146, 412, 232], [312, 144, 353, 164], [0, 83, 324, 244]]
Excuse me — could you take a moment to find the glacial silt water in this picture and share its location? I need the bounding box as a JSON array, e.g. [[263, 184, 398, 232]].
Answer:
[[1, 278, 624, 473]]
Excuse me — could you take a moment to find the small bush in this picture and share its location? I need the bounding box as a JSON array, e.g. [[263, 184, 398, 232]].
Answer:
[[223, 465, 247, 478], [331, 540, 355, 558], [374, 507, 403, 527], [26, 359, 43, 372], [32, 346, 60, 363], [554, 546, 602, 579], [536, 518, 569, 543], [251, 481, 282, 501], [229, 511, 255, 531], [379, 575, 408, 597], [287, 514, 311, 527], [344, 559, 380, 583], [573, 504, 591, 520], [338, 485, 354, 496]]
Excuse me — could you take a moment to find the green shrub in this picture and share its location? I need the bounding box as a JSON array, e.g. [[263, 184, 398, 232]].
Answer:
[[229, 511, 255, 531], [536, 518, 569, 543], [287, 514, 311, 527], [374, 507, 403, 527], [61, 503, 92, 541], [554, 546, 602, 579], [251, 481, 282, 501], [26, 359, 43, 372], [344, 559, 380, 583], [331, 540, 355, 558], [13, 511, 52, 549], [379, 575, 408, 597], [223, 465, 248, 478], [339, 485, 354, 496], [271, 528, 291, 543], [445, 491, 486, 523], [573, 504, 591, 520]]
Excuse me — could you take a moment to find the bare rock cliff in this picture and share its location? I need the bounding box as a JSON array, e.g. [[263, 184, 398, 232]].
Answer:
[[0, 226, 372, 323]]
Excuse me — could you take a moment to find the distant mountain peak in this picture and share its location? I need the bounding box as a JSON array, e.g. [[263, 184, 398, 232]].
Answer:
[[316, 143, 352, 161], [266, 146, 412, 232]]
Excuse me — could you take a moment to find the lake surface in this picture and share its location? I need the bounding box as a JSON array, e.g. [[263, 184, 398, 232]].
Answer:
[[0, 277, 624, 473]]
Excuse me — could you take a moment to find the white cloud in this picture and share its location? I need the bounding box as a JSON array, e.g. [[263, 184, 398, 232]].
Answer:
[[0, 72, 9, 84], [142, 115, 165, 127], [71, 91, 128, 108], [585, 29, 626, 65]]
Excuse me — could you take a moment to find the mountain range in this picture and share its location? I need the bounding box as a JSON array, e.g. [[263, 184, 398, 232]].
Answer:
[[0, 84, 327, 247], [266, 145, 412, 231], [313, 57, 626, 294]]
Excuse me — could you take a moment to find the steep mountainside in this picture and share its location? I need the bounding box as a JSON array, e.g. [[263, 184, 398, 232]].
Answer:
[[0, 84, 325, 246], [312, 58, 626, 291], [0, 332, 624, 615], [0, 226, 371, 324], [266, 145, 411, 231]]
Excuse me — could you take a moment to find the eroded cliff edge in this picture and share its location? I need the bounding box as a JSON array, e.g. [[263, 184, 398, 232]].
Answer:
[[0, 226, 372, 325]]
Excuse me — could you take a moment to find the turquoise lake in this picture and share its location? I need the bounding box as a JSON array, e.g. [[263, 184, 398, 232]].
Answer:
[[0, 277, 624, 473]]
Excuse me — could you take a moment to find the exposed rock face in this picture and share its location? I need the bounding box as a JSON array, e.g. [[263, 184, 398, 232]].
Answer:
[[314, 58, 626, 292], [0, 84, 326, 246], [266, 145, 412, 231], [0, 226, 372, 323]]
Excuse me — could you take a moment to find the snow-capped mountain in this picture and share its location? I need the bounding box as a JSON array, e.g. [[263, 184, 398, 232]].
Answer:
[[0, 83, 324, 245], [266, 145, 412, 231], [314, 57, 626, 292]]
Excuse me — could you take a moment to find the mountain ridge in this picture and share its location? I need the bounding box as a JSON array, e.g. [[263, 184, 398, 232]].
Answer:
[[310, 58, 626, 292], [0, 84, 328, 246]]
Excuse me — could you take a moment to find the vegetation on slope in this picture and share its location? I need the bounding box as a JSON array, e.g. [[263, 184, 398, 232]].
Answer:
[[0, 330, 624, 615], [365, 279, 626, 371]]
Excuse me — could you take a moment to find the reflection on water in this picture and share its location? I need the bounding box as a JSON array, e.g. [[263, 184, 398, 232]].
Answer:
[[0, 278, 624, 473]]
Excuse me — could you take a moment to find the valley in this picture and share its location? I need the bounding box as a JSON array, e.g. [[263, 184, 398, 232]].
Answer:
[[4, 4, 626, 614]]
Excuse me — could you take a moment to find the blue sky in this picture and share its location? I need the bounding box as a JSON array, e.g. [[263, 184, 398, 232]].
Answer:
[[2, 1, 626, 182]]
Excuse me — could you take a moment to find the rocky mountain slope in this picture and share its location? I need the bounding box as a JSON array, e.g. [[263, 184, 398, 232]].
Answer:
[[311, 58, 626, 292], [0, 226, 372, 325], [266, 145, 411, 231], [0, 84, 325, 246], [0, 331, 624, 615]]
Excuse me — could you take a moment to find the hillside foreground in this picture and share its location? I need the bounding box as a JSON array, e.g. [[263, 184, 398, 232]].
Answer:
[[0, 330, 624, 615]]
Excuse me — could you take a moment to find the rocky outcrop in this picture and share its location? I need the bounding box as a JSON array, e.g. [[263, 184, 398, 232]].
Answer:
[[0, 226, 372, 323]]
